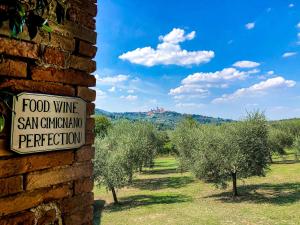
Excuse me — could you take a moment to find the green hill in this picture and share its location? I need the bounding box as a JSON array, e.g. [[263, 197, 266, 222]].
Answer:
[[95, 108, 231, 130]]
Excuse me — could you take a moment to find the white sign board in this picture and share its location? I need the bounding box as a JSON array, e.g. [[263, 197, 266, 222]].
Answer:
[[11, 93, 86, 154]]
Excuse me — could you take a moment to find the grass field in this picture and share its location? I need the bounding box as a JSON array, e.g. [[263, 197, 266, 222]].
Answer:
[[93, 152, 300, 225]]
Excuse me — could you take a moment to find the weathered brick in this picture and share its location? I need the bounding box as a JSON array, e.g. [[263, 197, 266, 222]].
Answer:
[[0, 59, 27, 78], [0, 37, 38, 59], [31, 67, 96, 87], [69, 55, 96, 73], [0, 184, 72, 216], [36, 209, 56, 225], [77, 87, 96, 102], [85, 132, 95, 145], [0, 139, 12, 157], [69, 0, 97, 17], [60, 192, 94, 214], [0, 211, 35, 225], [75, 146, 95, 162], [0, 176, 23, 197], [67, 7, 96, 29], [53, 21, 97, 44], [0, 151, 74, 178], [78, 41, 97, 58], [86, 103, 95, 117], [86, 118, 95, 132], [43, 47, 67, 67], [74, 178, 94, 195], [26, 163, 93, 190], [63, 206, 93, 225], [40, 33, 75, 52], [0, 79, 75, 96]]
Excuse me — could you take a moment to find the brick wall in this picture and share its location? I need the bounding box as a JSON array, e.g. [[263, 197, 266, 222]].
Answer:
[[0, 0, 97, 224]]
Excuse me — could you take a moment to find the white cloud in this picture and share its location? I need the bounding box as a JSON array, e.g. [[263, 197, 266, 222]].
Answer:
[[119, 28, 215, 67], [267, 70, 275, 75], [297, 23, 300, 29], [169, 85, 209, 96], [233, 60, 260, 68], [282, 52, 297, 58], [245, 22, 255, 30], [127, 89, 135, 94], [182, 68, 259, 84], [212, 77, 296, 103], [289, 3, 295, 8], [108, 86, 116, 92], [175, 103, 204, 108], [93, 88, 107, 99], [95, 74, 129, 84], [120, 95, 138, 101]]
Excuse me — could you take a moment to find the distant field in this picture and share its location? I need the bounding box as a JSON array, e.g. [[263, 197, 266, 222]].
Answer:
[[93, 153, 300, 225]]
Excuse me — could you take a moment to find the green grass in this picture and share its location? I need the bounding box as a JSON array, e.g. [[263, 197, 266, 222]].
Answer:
[[93, 156, 300, 225]]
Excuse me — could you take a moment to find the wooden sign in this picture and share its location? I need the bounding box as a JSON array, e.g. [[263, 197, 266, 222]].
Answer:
[[11, 93, 86, 154]]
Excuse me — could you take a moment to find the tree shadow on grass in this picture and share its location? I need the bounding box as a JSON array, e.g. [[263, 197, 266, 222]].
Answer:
[[272, 160, 300, 164], [132, 176, 194, 190], [206, 182, 300, 205], [105, 194, 192, 212], [93, 199, 105, 225], [141, 168, 179, 175]]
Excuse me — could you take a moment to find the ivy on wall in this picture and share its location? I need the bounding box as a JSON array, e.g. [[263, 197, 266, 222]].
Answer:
[[0, 0, 66, 39]]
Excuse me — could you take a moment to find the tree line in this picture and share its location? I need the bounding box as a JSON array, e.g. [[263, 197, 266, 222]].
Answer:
[[93, 113, 300, 203]]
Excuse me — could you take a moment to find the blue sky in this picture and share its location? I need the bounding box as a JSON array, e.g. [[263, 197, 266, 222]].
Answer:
[[94, 0, 300, 120]]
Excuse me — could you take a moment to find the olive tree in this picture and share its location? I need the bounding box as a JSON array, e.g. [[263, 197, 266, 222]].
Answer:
[[94, 120, 160, 203], [173, 111, 270, 197], [94, 115, 112, 138]]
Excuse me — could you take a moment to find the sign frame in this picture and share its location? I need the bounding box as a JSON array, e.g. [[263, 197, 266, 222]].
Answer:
[[10, 92, 87, 154]]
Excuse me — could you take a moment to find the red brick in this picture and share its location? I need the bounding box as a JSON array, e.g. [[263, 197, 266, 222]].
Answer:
[[40, 33, 75, 52], [75, 146, 95, 162], [67, 7, 96, 29], [0, 150, 74, 178], [60, 192, 94, 214], [69, 55, 96, 73], [36, 209, 56, 225], [0, 211, 35, 225], [86, 103, 95, 117], [43, 47, 67, 67], [78, 41, 97, 58], [69, 0, 97, 17], [86, 132, 95, 145], [86, 118, 95, 132], [0, 79, 75, 96], [0, 184, 72, 216], [78, 87, 96, 102], [74, 178, 94, 195], [0, 37, 38, 59], [0, 59, 27, 78], [26, 163, 93, 190], [31, 67, 96, 87], [0, 176, 23, 197], [63, 206, 93, 225]]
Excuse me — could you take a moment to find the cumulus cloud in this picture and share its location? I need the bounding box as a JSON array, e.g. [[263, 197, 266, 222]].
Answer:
[[95, 74, 129, 85], [297, 22, 300, 29], [182, 68, 259, 84], [120, 95, 138, 101], [282, 52, 297, 58], [93, 88, 107, 99], [212, 77, 296, 103], [169, 85, 209, 96], [108, 86, 116, 92], [233, 60, 260, 68], [175, 103, 204, 108], [289, 3, 295, 8], [119, 28, 215, 67], [245, 22, 255, 30]]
